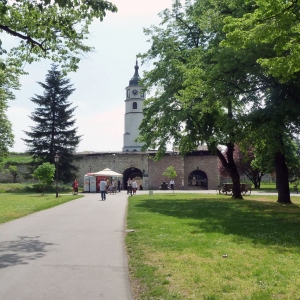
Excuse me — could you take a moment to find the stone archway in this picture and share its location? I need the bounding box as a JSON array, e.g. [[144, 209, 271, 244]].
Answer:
[[188, 169, 208, 189], [123, 167, 143, 190]]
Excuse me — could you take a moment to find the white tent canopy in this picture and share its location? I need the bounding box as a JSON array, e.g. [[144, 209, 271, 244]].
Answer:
[[90, 168, 123, 177]]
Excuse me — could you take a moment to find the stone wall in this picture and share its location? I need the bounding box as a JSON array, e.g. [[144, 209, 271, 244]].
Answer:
[[148, 155, 184, 190], [0, 152, 219, 190], [184, 155, 219, 190], [0, 164, 31, 183]]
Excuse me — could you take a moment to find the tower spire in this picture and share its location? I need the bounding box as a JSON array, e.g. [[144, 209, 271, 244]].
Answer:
[[129, 59, 141, 86]]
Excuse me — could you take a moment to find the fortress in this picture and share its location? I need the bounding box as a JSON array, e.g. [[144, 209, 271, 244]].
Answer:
[[75, 61, 219, 190], [1, 61, 219, 190]]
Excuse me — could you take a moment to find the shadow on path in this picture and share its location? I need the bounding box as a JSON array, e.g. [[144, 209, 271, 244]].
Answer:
[[0, 236, 55, 268]]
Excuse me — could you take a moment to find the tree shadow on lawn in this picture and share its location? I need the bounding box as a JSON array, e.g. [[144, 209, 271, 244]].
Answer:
[[135, 196, 300, 250], [0, 236, 55, 268]]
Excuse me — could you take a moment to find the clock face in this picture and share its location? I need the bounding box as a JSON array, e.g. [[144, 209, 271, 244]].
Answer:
[[132, 89, 138, 95]]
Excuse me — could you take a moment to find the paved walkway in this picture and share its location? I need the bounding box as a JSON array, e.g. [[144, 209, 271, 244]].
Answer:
[[0, 189, 298, 299], [0, 192, 133, 300]]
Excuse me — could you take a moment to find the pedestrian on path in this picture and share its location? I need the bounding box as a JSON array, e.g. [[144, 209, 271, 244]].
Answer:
[[72, 178, 79, 194], [99, 179, 107, 201], [127, 178, 132, 196], [132, 179, 137, 195]]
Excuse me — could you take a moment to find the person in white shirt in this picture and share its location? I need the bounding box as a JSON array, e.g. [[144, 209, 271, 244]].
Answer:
[[127, 178, 132, 195], [131, 179, 138, 195], [99, 179, 107, 201], [170, 179, 175, 190]]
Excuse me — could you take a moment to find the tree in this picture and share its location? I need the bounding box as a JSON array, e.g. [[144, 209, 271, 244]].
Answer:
[[139, 0, 300, 203], [138, 0, 260, 199], [162, 166, 177, 193], [0, 0, 117, 73], [23, 64, 81, 183], [0, 63, 21, 166], [218, 145, 266, 189], [222, 0, 300, 82], [0, 0, 117, 166], [33, 162, 55, 195]]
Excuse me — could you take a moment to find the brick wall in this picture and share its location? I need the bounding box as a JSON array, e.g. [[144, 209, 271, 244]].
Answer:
[[184, 155, 219, 190], [0, 152, 219, 190], [148, 155, 184, 190]]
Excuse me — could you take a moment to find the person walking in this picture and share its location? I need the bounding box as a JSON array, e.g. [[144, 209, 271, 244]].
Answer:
[[72, 178, 79, 194], [127, 178, 132, 196], [117, 179, 121, 192], [181, 179, 184, 190], [132, 179, 137, 195], [99, 179, 107, 201]]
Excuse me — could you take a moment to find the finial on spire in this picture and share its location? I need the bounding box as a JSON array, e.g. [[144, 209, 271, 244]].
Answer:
[[129, 58, 141, 86]]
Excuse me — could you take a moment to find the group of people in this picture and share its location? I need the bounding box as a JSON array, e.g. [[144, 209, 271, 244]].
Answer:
[[127, 178, 139, 196]]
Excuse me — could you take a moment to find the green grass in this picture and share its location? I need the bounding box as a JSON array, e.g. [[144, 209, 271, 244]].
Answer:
[[0, 193, 82, 224], [3, 154, 33, 165], [126, 193, 300, 300]]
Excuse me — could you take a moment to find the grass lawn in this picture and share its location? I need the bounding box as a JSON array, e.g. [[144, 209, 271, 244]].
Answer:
[[0, 193, 82, 224], [126, 193, 300, 300]]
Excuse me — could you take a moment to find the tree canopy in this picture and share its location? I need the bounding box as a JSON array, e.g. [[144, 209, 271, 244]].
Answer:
[[0, 0, 117, 72], [138, 0, 300, 203], [23, 64, 81, 183]]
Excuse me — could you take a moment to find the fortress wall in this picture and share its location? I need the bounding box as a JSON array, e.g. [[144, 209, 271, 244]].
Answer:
[[148, 155, 184, 190], [75, 153, 148, 186], [184, 155, 219, 190]]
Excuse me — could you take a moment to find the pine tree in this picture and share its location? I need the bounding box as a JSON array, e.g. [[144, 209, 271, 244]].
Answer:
[[23, 64, 81, 183]]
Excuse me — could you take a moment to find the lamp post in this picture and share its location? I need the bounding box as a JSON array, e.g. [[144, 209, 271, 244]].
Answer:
[[54, 153, 59, 198]]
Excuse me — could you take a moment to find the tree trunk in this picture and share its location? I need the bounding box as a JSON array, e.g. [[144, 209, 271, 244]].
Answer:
[[275, 151, 292, 204], [217, 144, 243, 199]]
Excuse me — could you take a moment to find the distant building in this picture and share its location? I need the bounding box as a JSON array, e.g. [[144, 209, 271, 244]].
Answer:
[[123, 60, 145, 152]]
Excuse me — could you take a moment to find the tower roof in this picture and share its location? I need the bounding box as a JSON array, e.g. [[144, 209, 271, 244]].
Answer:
[[129, 60, 141, 86]]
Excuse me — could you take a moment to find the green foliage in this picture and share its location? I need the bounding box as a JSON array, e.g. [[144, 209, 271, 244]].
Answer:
[[32, 162, 55, 194], [23, 65, 81, 183], [223, 0, 300, 82], [0, 63, 20, 166], [162, 166, 177, 180], [4, 153, 32, 165], [139, 0, 300, 202], [0, 0, 117, 73]]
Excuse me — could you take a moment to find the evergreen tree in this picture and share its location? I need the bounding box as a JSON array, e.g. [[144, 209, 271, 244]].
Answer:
[[23, 65, 81, 183]]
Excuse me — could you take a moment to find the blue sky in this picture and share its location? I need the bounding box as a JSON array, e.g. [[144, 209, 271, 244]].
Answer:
[[6, 0, 173, 153]]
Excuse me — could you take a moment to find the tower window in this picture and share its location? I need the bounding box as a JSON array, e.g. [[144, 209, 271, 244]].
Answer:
[[133, 102, 137, 109], [127, 89, 130, 98]]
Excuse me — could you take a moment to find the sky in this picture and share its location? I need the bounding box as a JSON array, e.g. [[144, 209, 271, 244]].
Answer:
[[6, 0, 174, 153]]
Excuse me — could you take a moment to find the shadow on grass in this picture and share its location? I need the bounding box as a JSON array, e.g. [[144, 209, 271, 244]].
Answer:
[[135, 196, 300, 250], [0, 236, 55, 268]]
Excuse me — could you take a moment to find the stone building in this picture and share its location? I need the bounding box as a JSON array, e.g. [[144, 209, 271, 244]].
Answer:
[[74, 61, 219, 190], [75, 150, 219, 190], [0, 61, 219, 189]]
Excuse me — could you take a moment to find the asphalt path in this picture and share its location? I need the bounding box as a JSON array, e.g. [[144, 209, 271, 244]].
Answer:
[[0, 189, 299, 300], [0, 192, 133, 300]]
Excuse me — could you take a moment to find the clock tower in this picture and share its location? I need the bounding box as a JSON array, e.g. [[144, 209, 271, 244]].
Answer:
[[122, 60, 145, 152]]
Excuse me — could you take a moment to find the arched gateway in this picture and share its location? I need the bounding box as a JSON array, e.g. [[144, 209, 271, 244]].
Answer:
[[123, 167, 143, 190], [188, 169, 208, 189]]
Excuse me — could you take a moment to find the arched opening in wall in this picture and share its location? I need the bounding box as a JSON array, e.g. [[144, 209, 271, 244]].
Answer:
[[133, 102, 137, 109], [123, 167, 143, 190], [188, 169, 208, 189]]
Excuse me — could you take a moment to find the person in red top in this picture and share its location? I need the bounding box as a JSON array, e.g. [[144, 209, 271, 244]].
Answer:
[[73, 178, 79, 194]]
